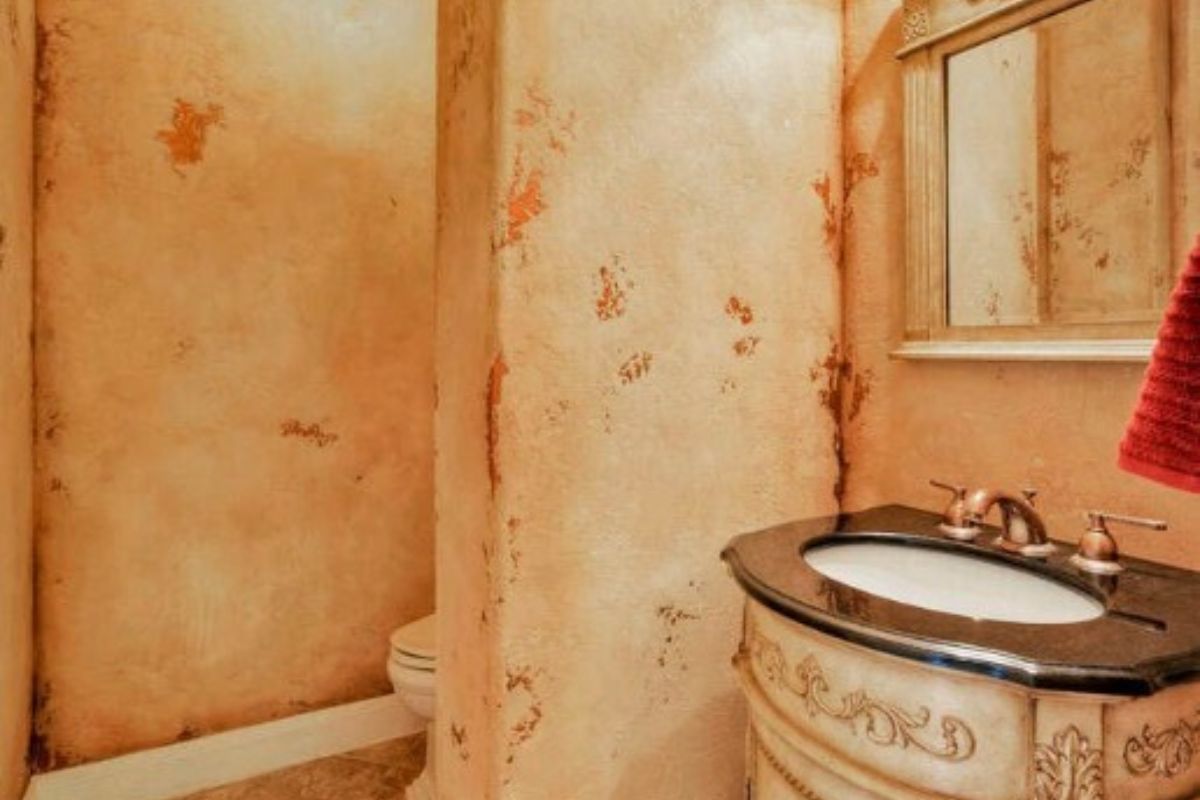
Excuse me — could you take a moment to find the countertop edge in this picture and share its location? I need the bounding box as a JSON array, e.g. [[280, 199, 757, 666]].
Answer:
[[720, 514, 1175, 697]]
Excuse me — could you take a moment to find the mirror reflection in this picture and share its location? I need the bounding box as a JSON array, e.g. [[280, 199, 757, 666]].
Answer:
[[946, 0, 1172, 328]]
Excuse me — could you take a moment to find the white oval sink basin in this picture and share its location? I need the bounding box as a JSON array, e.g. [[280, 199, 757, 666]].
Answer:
[[804, 539, 1104, 624]]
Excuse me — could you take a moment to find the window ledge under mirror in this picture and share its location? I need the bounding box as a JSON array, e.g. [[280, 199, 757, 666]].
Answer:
[[890, 339, 1153, 363]]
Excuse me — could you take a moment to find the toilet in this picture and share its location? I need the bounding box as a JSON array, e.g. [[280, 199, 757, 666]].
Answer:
[[388, 613, 436, 800]]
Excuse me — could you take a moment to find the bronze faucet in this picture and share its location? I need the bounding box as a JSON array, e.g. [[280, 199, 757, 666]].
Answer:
[[929, 480, 981, 541], [963, 487, 1056, 557], [1070, 511, 1167, 575]]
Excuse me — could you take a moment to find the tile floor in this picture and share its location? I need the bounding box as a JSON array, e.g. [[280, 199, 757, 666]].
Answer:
[[177, 734, 426, 800]]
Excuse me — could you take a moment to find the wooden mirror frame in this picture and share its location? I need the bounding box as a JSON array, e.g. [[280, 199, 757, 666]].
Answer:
[[895, 0, 1200, 362]]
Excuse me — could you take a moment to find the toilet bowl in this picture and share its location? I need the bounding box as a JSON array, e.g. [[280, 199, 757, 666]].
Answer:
[[389, 613, 436, 800]]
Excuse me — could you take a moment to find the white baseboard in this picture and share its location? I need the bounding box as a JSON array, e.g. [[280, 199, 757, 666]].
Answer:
[[24, 694, 423, 800]]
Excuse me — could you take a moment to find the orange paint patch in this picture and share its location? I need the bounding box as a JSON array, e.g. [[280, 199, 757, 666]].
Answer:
[[655, 604, 699, 670], [657, 604, 699, 626], [543, 399, 570, 424], [487, 354, 509, 496], [1049, 150, 1071, 198], [42, 409, 62, 441], [844, 152, 880, 194], [1020, 233, 1036, 282], [984, 287, 1001, 321], [173, 337, 196, 361], [724, 296, 754, 325], [1010, 189, 1035, 224], [514, 82, 577, 155], [280, 419, 339, 448], [1111, 135, 1152, 186], [6, 2, 17, 49], [509, 705, 544, 750], [505, 665, 545, 762], [732, 336, 761, 357], [504, 152, 545, 246], [175, 725, 200, 743], [506, 665, 537, 693], [501, 84, 576, 248], [446, 4, 480, 95], [847, 369, 874, 422], [841, 153, 879, 234], [809, 341, 850, 503], [811, 173, 840, 264], [617, 352, 653, 384], [506, 516, 522, 582], [35, 21, 70, 119], [594, 260, 628, 321], [450, 723, 470, 761], [155, 99, 225, 170], [804, 156, 880, 275]]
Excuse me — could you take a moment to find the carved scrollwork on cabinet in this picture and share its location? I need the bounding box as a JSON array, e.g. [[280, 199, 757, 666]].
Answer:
[[749, 631, 977, 763], [1123, 712, 1200, 779], [1034, 726, 1104, 800]]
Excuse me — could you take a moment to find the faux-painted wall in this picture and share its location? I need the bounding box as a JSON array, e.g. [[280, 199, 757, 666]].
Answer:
[[0, 0, 34, 795], [436, 1, 844, 797], [841, 2, 1200, 567], [33, 0, 436, 766], [435, 1, 502, 798]]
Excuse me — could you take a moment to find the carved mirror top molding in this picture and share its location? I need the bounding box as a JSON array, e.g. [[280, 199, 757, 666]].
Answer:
[[896, 0, 1200, 362]]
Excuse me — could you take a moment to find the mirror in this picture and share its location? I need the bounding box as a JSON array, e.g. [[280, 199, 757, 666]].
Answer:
[[947, 0, 1170, 328], [899, 0, 1198, 358]]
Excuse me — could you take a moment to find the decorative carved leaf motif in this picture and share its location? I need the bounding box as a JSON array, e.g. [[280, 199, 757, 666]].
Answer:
[[902, 0, 931, 43], [1124, 714, 1200, 778], [750, 631, 976, 762], [1035, 726, 1104, 800]]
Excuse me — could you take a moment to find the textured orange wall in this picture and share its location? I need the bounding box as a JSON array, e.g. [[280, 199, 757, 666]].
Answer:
[[32, 0, 436, 766], [842, 2, 1200, 567], [0, 0, 34, 795], [436, 1, 844, 796], [435, 1, 503, 797]]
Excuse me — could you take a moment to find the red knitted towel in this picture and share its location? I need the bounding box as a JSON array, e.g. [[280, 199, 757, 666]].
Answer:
[[1119, 238, 1200, 493]]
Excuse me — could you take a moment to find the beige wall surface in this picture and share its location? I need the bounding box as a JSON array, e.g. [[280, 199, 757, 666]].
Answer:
[[32, 0, 436, 766], [436, 1, 844, 797], [842, 1, 1200, 568], [0, 0, 34, 795], [435, 1, 503, 797]]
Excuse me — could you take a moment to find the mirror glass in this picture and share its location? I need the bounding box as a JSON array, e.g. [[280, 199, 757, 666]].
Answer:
[[946, 0, 1172, 328]]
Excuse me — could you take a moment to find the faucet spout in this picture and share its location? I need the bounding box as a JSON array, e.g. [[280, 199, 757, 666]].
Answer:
[[963, 488, 1056, 557]]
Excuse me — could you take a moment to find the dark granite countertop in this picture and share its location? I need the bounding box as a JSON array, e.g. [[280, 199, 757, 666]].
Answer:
[[722, 504, 1200, 696]]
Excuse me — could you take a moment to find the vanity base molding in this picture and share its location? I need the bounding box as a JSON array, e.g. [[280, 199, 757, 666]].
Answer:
[[737, 599, 1200, 800]]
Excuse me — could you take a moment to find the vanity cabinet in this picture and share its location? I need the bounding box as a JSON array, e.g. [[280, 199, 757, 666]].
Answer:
[[724, 506, 1200, 800], [738, 599, 1200, 800]]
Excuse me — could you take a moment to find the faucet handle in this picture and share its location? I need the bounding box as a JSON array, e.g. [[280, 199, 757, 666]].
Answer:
[[1070, 511, 1168, 575], [930, 479, 967, 499], [929, 479, 981, 541], [1086, 511, 1167, 532]]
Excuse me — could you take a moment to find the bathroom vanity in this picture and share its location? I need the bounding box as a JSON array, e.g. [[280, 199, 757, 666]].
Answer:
[[723, 505, 1200, 800]]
